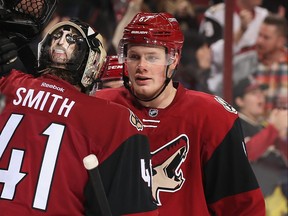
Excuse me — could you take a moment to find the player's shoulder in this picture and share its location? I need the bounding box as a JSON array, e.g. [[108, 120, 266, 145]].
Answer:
[[89, 94, 144, 132], [183, 89, 213, 104], [8, 69, 30, 78], [212, 95, 238, 115], [1, 69, 36, 89], [184, 90, 238, 116], [95, 87, 125, 100]]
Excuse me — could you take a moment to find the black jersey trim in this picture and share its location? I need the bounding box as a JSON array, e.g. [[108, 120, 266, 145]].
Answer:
[[204, 118, 259, 203], [84, 134, 157, 215]]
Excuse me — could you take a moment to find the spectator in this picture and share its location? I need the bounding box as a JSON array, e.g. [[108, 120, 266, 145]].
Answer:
[[96, 12, 265, 215], [199, 0, 268, 47], [199, 0, 269, 96], [233, 76, 287, 162], [173, 0, 199, 33], [0, 19, 157, 215], [175, 30, 212, 93], [233, 76, 288, 216], [254, 14, 288, 116], [112, 0, 149, 52]]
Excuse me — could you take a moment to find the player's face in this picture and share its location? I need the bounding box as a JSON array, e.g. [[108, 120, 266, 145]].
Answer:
[[256, 24, 283, 57], [49, 27, 80, 66], [126, 45, 173, 99]]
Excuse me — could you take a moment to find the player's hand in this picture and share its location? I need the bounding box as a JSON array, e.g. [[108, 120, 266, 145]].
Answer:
[[0, 35, 18, 65]]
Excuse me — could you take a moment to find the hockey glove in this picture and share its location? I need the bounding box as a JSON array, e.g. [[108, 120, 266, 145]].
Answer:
[[0, 35, 18, 65]]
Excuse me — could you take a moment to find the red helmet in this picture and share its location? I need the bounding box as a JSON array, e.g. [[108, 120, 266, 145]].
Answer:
[[118, 12, 184, 64], [100, 55, 125, 81]]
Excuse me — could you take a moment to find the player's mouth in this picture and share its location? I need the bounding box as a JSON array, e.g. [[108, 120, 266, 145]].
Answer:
[[135, 75, 151, 85], [52, 48, 67, 62]]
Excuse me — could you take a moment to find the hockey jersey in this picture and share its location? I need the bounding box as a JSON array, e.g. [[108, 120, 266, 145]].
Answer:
[[95, 83, 265, 215], [0, 70, 157, 216]]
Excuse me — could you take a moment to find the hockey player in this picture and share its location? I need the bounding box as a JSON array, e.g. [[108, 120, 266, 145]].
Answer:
[[0, 19, 157, 215], [95, 12, 266, 215]]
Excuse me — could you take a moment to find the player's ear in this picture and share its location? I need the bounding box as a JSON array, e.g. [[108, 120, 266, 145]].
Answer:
[[169, 52, 180, 70]]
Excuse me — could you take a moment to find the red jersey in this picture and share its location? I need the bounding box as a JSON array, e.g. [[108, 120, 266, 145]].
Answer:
[[96, 83, 265, 216], [0, 70, 157, 216]]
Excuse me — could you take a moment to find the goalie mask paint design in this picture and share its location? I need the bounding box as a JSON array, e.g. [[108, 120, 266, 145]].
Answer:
[[151, 134, 189, 205], [38, 19, 107, 88]]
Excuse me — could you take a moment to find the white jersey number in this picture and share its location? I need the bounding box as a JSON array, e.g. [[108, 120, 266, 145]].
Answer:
[[140, 159, 152, 187], [0, 114, 65, 210]]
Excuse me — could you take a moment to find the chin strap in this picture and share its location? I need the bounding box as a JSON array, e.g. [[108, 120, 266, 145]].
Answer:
[[123, 65, 177, 102]]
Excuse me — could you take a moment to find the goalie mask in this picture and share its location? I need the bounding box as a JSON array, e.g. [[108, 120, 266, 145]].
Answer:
[[38, 19, 107, 87]]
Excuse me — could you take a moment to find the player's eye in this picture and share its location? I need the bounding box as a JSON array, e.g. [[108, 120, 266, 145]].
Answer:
[[52, 31, 63, 40], [127, 53, 140, 61], [66, 34, 76, 44], [66, 34, 84, 44], [145, 55, 159, 63]]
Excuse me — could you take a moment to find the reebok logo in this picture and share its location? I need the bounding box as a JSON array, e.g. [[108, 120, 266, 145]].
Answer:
[[41, 82, 65, 92]]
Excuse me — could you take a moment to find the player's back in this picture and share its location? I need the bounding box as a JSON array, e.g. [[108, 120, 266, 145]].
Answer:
[[0, 70, 152, 215]]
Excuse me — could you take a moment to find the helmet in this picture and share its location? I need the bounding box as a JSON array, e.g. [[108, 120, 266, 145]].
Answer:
[[0, 0, 57, 42], [38, 19, 107, 87], [118, 12, 184, 64], [99, 55, 126, 81], [95, 55, 126, 89]]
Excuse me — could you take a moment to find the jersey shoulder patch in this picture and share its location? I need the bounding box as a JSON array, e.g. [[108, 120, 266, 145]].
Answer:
[[129, 109, 144, 131], [214, 96, 237, 114]]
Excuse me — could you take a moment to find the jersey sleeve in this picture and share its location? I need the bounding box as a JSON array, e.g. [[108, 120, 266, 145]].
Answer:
[[204, 118, 265, 215], [84, 134, 158, 216]]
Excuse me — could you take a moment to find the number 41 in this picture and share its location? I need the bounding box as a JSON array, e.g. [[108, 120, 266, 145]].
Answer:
[[0, 114, 65, 211]]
